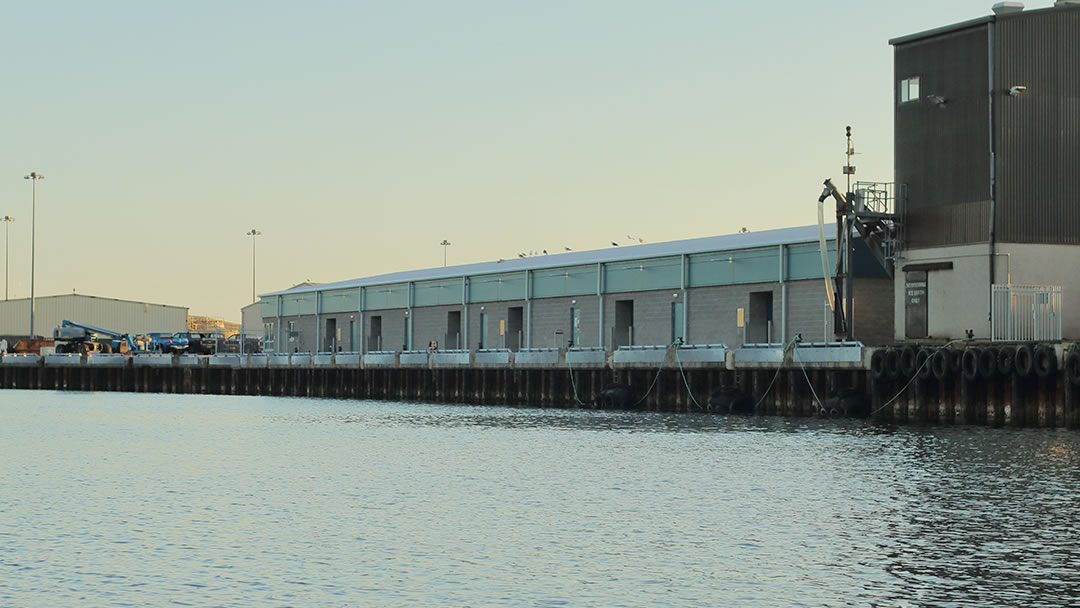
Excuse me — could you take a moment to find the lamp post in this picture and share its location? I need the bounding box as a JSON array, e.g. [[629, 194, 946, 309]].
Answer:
[[1, 216, 12, 301], [247, 228, 261, 303], [441, 239, 451, 267], [23, 172, 44, 338]]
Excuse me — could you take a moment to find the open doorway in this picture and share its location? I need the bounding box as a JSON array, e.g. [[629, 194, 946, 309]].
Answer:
[[446, 310, 462, 349], [369, 315, 383, 351], [507, 306, 523, 351], [614, 300, 634, 347], [748, 291, 774, 343], [325, 318, 337, 352]]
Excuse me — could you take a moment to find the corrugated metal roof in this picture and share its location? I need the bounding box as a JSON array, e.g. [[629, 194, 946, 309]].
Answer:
[[889, 16, 992, 46], [264, 224, 837, 297], [0, 292, 187, 311]]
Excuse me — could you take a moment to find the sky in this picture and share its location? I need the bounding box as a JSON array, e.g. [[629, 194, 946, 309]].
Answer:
[[1, 0, 1011, 320]]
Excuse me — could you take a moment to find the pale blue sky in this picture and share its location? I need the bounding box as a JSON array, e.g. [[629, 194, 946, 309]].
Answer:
[[2, 0, 1002, 320]]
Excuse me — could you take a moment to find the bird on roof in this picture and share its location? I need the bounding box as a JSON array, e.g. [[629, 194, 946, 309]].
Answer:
[[542, 249, 547, 254], [611, 242, 619, 247], [518, 253, 525, 258], [564, 247, 572, 251]]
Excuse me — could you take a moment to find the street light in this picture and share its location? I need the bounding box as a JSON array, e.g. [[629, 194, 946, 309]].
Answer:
[[1, 216, 12, 301], [441, 239, 451, 267], [23, 172, 44, 338], [247, 228, 261, 303]]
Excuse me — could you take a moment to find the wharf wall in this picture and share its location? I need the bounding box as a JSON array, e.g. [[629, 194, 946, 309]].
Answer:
[[2, 344, 1078, 429]]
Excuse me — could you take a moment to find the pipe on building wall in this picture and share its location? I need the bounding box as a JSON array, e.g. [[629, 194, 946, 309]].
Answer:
[[680, 254, 688, 341], [779, 244, 787, 343], [358, 287, 365, 354], [596, 261, 604, 348], [315, 292, 321, 353], [987, 21, 998, 319], [460, 277, 468, 350], [524, 269, 532, 349]]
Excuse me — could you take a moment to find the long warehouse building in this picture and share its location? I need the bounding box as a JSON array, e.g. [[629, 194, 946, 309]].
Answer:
[[259, 225, 894, 354], [0, 293, 188, 339]]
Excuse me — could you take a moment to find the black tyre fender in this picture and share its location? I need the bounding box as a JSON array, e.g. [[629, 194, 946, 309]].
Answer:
[[1066, 351, 1080, 387], [961, 348, 980, 381], [949, 348, 964, 375], [900, 345, 918, 378], [978, 347, 998, 379], [1034, 345, 1058, 378], [885, 348, 902, 380], [870, 349, 888, 381], [997, 346, 1016, 376], [931, 349, 950, 381], [915, 348, 933, 380], [1014, 344, 1034, 377]]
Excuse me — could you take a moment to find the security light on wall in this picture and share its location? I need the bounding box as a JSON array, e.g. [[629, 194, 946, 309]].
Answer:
[[1008, 85, 1028, 96]]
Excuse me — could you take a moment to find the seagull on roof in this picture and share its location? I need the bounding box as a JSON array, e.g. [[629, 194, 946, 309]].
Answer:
[[564, 247, 572, 251], [518, 253, 525, 258], [611, 242, 619, 247], [542, 249, 547, 254]]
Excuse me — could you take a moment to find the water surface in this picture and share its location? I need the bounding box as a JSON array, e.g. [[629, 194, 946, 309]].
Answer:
[[1, 390, 1078, 606]]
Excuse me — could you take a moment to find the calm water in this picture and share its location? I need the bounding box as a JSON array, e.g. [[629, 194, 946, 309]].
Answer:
[[1, 390, 1079, 607]]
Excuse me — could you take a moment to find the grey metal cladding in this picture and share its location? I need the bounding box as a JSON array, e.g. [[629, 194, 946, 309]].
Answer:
[[995, 8, 1080, 244], [894, 26, 991, 249]]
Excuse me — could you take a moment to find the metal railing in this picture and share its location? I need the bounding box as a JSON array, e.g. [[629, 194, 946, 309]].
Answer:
[[992, 284, 1062, 342]]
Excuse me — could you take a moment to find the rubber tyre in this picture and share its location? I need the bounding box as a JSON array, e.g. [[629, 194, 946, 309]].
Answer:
[[978, 347, 998, 379], [1034, 345, 1058, 378], [931, 349, 950, 381], [997, 346, 1016, 376], [962, 348, 980, 382], [886, 348, 902, 381], [916, 348, 933, 380], [949, 349, 964, 375], [1014, 344, 1034, 377], [900, 345, 918, 378], [1067, 351, 1080, 387], [871, 350, 887, 381]]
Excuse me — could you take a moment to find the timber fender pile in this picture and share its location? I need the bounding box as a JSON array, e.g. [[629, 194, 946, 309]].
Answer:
[[868, 344, 1079, 428]]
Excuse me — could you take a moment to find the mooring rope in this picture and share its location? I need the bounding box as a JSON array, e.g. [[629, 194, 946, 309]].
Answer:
[[627, 342, 678, 409], [751, 336, 803, 410], [566, 352, 589, 407], [791, 342, 825, 412], [674, 345, 707, 411], [868, 339, 966, 417], [565, 342, 676, 409]]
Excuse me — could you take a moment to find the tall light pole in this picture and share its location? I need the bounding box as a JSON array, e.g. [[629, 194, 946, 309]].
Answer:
[[24, 172, 44, 338], [247, 228, 261, 303], [1, 216, 12, 301], [441, 239, 451, 267]]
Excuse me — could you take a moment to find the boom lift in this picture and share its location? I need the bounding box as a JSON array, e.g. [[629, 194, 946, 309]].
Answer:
[[53, 320, 139, 354]]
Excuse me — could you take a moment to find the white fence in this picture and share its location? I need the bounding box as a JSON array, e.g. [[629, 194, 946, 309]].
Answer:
[[992, 284, 1062, 342]]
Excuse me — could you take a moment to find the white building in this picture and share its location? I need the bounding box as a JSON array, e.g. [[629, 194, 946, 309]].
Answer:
[[0, 293, 188, 338]]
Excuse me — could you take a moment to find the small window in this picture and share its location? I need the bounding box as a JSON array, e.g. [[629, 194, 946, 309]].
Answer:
[[900, 76, 920, 103]]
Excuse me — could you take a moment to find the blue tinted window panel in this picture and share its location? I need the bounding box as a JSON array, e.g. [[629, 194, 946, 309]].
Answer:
[[689, 247, 779, 287], [604, 257, 681, 293], [281, 293, 316, 316], [259, 297, 278, 318], [470, 272, 527, 303], [320, 289, 359, 314], [786, 242, 837, 280], [364, 283, 410, 310], [413, 279, 462, 307], [531, 266, 598, 298]]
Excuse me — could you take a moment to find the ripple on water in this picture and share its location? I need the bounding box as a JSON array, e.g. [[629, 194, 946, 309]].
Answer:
[[0, 390, 1079, 606]]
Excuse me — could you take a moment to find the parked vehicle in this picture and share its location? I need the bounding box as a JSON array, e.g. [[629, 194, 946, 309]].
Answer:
[[53, 320, 139, 354], [148, 332, 188, 354], [223, 333, 263, 353], [174, 331, 218, 355]]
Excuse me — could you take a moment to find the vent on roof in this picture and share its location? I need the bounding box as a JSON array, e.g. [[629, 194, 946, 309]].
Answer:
[[992, 1, 1024, 14], [1055, 0, 1080, 7]]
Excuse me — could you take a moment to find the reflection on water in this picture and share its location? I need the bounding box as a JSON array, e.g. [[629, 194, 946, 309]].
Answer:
[[1, 390, 1078, 606]]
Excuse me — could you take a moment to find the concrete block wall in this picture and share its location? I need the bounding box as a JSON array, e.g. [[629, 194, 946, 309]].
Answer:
[[363, 309, 408, 352], [465, 300, 527, 350], [411, 304, 464, 350], [687, 283, 779, 346], [784, 280, 831, 343], [528, 295, 601, 349], [852, 278, 894, 345], [281, 315, 318, 353], [603, 289, 681, 347]]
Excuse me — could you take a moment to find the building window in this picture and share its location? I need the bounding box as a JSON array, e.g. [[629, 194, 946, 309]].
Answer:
[[900, 76, 920, 103]]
